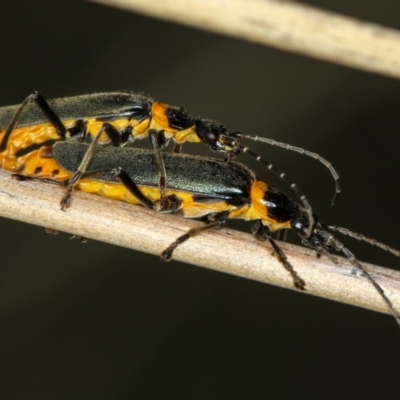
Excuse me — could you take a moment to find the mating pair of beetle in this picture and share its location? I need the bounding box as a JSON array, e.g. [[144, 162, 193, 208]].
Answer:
[[0, 91, 399, 326]]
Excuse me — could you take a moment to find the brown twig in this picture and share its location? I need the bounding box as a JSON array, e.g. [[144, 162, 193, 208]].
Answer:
[[0, 169, 399, 317], [91, 0, 400, 79]]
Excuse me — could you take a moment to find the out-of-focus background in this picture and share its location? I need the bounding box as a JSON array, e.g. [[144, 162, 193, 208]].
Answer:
[[1, 1, 400, 398]]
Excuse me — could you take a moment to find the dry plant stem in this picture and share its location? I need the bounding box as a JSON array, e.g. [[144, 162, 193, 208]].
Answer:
[[0, 169, 399, 318], [91, 0, 400, 79]]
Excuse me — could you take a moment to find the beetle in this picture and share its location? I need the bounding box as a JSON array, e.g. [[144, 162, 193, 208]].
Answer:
[[10, 141, 400, 326], [0, 91, 341, 237]]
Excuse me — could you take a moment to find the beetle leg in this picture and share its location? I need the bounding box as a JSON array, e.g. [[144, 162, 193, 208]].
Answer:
[[161, 211, 229, 261]]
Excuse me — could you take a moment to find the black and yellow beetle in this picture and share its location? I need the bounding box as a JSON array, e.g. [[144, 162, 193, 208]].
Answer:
[[8, 140, 400, 327], [0, 91, 341, 237]]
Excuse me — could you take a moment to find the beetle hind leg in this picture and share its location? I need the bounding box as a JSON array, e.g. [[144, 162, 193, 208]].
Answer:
[[161, 212, 229, 262]]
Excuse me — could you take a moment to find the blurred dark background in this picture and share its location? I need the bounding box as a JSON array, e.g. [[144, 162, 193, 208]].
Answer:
[[1, 1, 400, 398]]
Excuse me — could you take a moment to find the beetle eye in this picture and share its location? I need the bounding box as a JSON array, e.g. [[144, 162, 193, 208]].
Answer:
[[204, 130, 219, 145]]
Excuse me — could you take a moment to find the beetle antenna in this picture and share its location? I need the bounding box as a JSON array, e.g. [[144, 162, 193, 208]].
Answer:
[[325, 224, 400, 258], [340, 244, 400, 327], [230, 132, 340, 205], [312, 228, 400, 327]]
